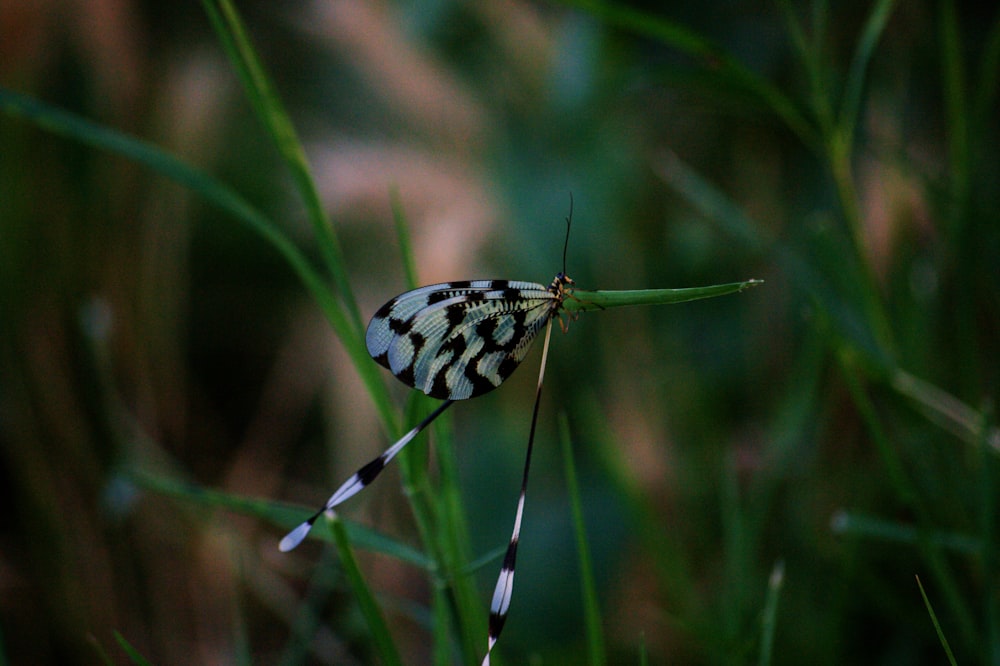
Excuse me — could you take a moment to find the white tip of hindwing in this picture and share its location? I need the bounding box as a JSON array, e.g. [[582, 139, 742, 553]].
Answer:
[[278, 521, 314, 552]]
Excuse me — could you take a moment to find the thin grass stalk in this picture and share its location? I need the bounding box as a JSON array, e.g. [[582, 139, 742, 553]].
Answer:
[[915, 575, 959, 666], [558, 413, 606, 666], [279, 547, 342, 666], [979, 407, 1000, 663], [567, 0, 819, 148], [565, 280, 762, 313], [383, 206, 483, 662], [776, 0, 834, 143], [430, 414, 485, 664], [328, 516, 403, 666], [112, 633, 154, 666], [839, 354, 978, 651], [720, 452, 748, 647], [757, 560, 784, 666], [939, 0, 971, 229], [200, 0, 363, 331], [830, 0, 898, 353], [839, 0, 896, 144], [380, 199, 482, 662]]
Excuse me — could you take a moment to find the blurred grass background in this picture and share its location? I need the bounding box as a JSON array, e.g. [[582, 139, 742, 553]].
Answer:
[[2, 0, 999, 664]]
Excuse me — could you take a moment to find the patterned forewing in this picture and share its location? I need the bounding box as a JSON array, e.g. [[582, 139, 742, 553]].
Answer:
[[366, 280, 556, 399]]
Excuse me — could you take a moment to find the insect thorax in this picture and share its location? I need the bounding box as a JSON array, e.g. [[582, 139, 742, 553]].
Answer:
[[548, 272, 575, 302]]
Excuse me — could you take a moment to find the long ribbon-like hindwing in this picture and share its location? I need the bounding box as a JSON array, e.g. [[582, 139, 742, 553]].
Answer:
[[279, 399, 455, 551], [481, 318, 555, 666]]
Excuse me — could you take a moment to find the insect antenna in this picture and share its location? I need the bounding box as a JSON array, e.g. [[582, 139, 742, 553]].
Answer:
[[562, 193, 573, 277], [279, 399, 455, 551], [481, 317, 555, 665]]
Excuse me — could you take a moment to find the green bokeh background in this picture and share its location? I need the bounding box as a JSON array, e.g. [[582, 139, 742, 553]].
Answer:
[[2, 1, 998, 664]]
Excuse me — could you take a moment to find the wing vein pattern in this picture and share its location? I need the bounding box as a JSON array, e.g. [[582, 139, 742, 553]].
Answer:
[[365, 279, 558, 400]]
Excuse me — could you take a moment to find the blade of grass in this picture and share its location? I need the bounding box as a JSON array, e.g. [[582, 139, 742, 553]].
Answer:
[[131, 470, 432, 569], [839, 0, 897, 145], [390, 186, 421, 291], [279, 546, 348, 666], [385, 205, 483, 662], [781, 0, 896, 353], [720, 452, 748, 647], [328, 516, 403, 666], [563, 0, 819, 149], [87, 634, 115, 666], [566, 279, 763, 313], [559, 413, 606, 666], [915, 575, 958, 666], [776, 0, 834, 140], [429, 408, 486, 664], [891, 369, 1000, 456], [757, 561, 784, 666], [830, 511, 981, 555], [113, 632, 154, 666], [826, 0, 897, 353], [0, 86, 400, 438], [575, 391, 700, 648], [431, 584, 452, 666], [198, 0, 404, 440], [971, 12, 1000, 138], [658, 149, 1000, 460], [938, 0, 970, 229], [0, 89, 320, 314], [978, 406, 999, 663], [839, 356, 978, 651], [200, 0, 362, 331]]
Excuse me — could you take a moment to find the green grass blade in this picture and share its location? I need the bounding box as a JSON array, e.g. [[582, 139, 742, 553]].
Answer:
[[0, 85, 400, 440], [890, 369, 1000, 456], [87, 634, 115, 666], [972, 12, 1000, 134], [566, 279, 762, 313], [278, 545, 355, 666], [979, 406, 1000, 663], [131, 470, 432, 569], [938, 0, 970, 225], [387, 207, 483, 660], [199, 0, 403, 439], [563, 0, 818, 148], [431, 417, 486, 663], [656, 150, 901, 372], [328, 516, 403, 666], [113, 632, 154, 666], [838, 0, 897, 144], [200, 0, 362, 331], [758, 561, 784, 666], [390, 187, 421, 291], [839, 363, 977, 651], [0, 88, 326, 312], [830, 511, 981, 555], [559, 413, 606, 666], [430, 584, 451, 666], [915, 575, 958, 666], [655, 150, 768, 253], [776, 0, 834, 137]]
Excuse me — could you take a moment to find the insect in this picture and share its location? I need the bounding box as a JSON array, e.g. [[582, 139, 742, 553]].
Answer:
[[281, 205, 580, 665]]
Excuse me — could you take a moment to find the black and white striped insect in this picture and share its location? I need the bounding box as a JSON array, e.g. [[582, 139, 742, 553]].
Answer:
[[281, 211, 579, 665]]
